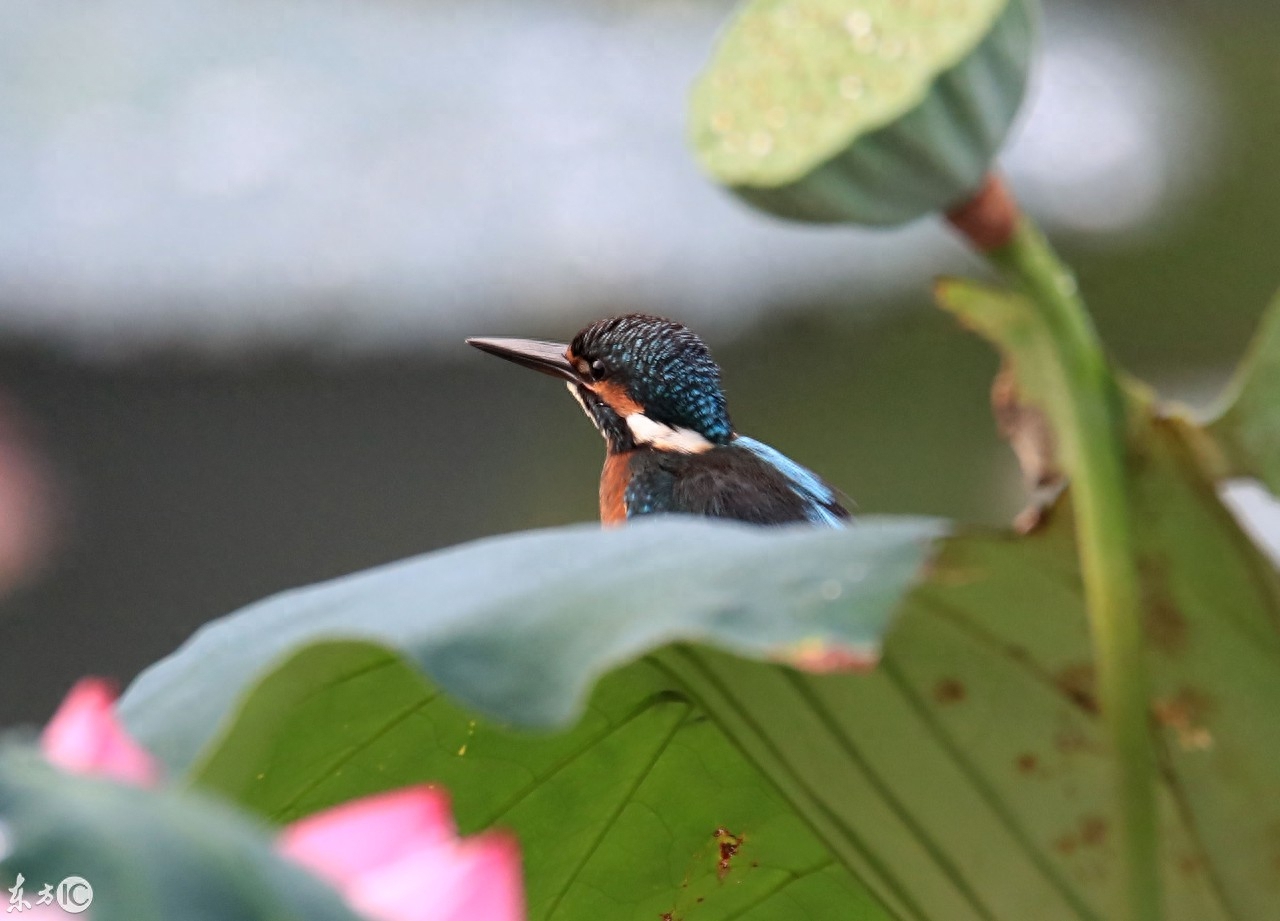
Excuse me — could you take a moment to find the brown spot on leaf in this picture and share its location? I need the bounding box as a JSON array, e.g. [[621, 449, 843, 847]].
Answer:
[[1138, 557, 1189, 656], [1080, 816, 1108, 847], [933, 678, 966, 705], [1054, 728, 1103, 756], [714, 826, 744, 880], [1177, 855, 1205, 877], [1154, 687, 1215, 751], [1056, 664, 1099, 714], [1054, 816, 1108, 857], [1016, 753, 1039, 774], [1144, 597, 1189, 656]]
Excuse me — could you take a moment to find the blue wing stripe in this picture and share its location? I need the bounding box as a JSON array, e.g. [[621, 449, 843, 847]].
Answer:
[[734, 436, 845, 527]]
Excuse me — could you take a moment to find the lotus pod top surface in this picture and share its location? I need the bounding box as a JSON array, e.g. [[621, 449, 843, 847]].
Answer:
[[691, 0, 1014, 190]]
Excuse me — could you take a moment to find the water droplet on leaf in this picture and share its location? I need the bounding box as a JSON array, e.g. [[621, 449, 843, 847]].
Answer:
[[839, 75, 865, 100], [844, 10, 874, 38]]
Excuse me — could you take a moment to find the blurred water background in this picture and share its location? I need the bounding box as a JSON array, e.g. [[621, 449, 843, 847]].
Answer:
[[1, 0, 1277, 724]]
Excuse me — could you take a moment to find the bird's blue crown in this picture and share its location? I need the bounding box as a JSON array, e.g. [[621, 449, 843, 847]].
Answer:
[[570, 314, 733, 444]]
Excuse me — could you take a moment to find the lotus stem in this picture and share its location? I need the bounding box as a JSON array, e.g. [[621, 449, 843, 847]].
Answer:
[[948, 176, 1162, 921]]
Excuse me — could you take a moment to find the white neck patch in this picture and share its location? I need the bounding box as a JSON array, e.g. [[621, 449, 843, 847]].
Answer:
[[566, 381, 591, 417], [625, 412, 715, 453], [566, 383, 715, 454]]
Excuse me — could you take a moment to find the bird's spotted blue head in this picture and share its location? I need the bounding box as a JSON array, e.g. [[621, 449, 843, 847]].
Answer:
[[567, 315, 733, 448], [466, 314, 734, 453]]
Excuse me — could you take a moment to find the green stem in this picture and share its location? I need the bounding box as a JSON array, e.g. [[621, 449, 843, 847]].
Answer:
[[984, 219, 1161, 921]]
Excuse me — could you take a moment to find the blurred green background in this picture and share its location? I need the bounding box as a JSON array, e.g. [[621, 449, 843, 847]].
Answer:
[[0, 0, 1276, 725]]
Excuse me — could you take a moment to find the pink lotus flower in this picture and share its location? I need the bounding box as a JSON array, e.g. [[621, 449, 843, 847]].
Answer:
[[39, 679, 524, 921], [40, 678, 160, 786], [280, 787, 523, 921]]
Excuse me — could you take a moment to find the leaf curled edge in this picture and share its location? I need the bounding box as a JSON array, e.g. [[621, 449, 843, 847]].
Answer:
[[120, 516, 947, 776], [1205, 289, 1280, 493]]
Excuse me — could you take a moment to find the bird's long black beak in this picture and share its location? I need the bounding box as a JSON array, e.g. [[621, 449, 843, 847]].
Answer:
[[466, 337, 579, 383]]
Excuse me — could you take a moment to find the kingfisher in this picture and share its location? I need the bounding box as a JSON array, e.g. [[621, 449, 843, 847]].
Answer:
[[468, 314, 850, 527]]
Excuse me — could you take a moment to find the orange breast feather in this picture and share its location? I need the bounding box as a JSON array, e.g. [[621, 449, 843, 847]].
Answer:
[[599, 451, 633, 526]]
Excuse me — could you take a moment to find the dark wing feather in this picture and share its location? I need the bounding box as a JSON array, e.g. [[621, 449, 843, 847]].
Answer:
[[732, 436, 850, 526], [623, 442, 849, 527]]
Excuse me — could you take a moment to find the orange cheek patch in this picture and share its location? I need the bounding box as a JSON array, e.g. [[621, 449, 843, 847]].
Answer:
[[593, 381, 643, 417]]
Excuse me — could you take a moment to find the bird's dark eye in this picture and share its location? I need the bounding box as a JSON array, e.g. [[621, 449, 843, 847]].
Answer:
[[589, 359, 608, 381]]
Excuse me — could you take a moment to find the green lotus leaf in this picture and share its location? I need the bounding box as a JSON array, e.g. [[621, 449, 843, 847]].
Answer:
[[192, 640, 892, 921], [689, 0, 1037, 224], [934, 275, 1280, 921], [121, 516, 946, 769]]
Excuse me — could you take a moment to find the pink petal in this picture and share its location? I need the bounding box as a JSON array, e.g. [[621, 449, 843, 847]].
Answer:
[[279, 787, 455, 883], [350, 834, 523, 921], [280, 787, 524, 921], [40, 678, 159, 787]]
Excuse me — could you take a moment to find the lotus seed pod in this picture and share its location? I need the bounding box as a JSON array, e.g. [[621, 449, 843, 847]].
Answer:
[[689, 0, 1038, 226]]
